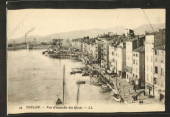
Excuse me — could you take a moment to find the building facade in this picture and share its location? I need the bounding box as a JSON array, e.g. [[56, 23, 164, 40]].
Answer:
[[125, 40, 136, 82], [108, 45, 116, 73], [132, 46, 145, 89], [145, 35, 155, 96], [145, 29, 165, 97], [153, 46, 165, 102], [125, 36, 145, 83], [71, 38, 82, 50], [116, 43, 126, 77]]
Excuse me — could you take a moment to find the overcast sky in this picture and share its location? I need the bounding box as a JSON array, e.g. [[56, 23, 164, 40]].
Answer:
[[7, 9, 165, 39]]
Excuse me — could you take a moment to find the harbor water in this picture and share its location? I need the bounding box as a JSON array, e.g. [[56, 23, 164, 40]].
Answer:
[[7, 50, 116, 108]]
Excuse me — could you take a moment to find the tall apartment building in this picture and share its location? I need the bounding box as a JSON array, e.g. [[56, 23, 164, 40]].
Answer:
[[109, 45, 118, 74], [125, 36, 144, 82], [132, 46, 145, 89], [96, 38, 110, 69], [102, 39, 110, 69], [108, 44, 115, 72], [96, 39, 104, 67], [117, 43, 126, 77], [110, 42, 126, 77], [125, 40, 133, 82], [153, 45, 165, 102], [145, 35, 155, 96], [145, 29, 165, 97], [88, 42, 98, 63]]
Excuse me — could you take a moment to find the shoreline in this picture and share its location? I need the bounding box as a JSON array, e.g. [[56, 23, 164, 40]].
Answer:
[[7, 45, 50, 51]]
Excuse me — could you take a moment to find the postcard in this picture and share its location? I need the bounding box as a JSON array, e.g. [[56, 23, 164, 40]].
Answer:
[[7, 9, 165, 114]]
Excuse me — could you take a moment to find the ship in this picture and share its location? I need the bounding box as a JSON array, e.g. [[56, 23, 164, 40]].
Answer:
[[42, 49, 80, 60]]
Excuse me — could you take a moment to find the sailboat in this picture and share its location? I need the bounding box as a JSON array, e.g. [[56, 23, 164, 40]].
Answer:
[[56, 65, 65, 105], [111, 77, 123, 102]]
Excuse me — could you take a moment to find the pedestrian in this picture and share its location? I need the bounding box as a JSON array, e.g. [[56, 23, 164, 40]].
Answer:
[[139, 100, 143, 104], [120, 97, 124, 103], [134, 85, 136, 92], [159, 94, 164, 102]]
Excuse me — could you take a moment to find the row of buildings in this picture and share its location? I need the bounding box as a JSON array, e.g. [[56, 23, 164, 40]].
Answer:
[[71, 29, 165, 102]]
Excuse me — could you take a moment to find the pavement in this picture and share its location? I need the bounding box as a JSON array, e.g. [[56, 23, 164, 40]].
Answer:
[[111, 77, 134, 103], [86, 64, 163, 104], [87, 64, 134, 102]]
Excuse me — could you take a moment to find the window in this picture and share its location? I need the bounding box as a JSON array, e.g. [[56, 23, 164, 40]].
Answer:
[[155, 50, 157, 55], [161, 68, 163, 76], [155, 57, 157, 62], [133, 60, 135, 64], [155, 66, 158, 74]]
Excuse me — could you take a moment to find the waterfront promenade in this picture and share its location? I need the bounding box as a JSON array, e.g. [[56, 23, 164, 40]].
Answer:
[[84, 62, 159, 104]]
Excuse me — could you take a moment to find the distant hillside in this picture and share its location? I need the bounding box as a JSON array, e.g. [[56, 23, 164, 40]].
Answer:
[[8, 23, 165, 44], [134, 23, 165, 35]]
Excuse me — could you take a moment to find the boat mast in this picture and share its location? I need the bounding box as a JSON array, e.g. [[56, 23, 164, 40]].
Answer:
[[76, 84, 80, 104], [63, 65, 65, 104]]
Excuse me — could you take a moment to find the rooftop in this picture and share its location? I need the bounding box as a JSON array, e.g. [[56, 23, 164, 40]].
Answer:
[[145, 28, 165, 36], [126, 35, 145, 42]]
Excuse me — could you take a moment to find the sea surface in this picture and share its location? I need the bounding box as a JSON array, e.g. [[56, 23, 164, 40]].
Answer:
[[7, 50, 114, 106]]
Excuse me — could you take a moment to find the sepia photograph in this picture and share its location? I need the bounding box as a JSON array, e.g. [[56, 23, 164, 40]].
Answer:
[[7, 9, 165, 114]]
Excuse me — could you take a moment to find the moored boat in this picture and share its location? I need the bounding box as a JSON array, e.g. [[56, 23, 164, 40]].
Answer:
[[100, 84, 112, 93], [70, 68, 82, 75], [42, 49, 79, 59], [111, 89, 122, 102], [112, 93, 121, 102]]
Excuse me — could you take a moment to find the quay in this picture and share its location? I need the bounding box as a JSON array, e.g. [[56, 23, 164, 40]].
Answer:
[[42, 29, 165, 104], [83, 63, 147, 104], [42, 47, 158, 104]]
